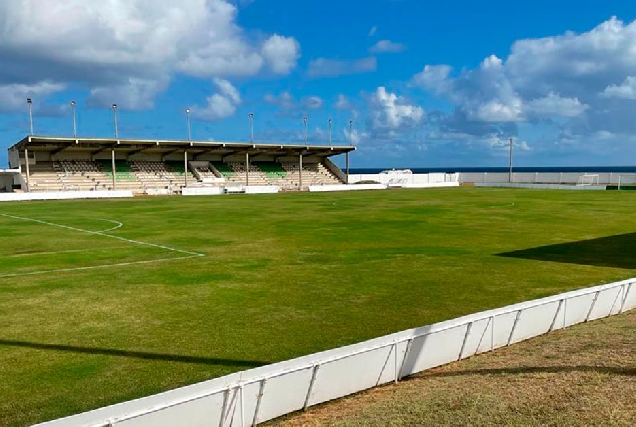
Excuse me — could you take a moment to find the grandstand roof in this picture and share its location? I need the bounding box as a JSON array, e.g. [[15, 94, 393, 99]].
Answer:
[[9, 136, 356, 157]]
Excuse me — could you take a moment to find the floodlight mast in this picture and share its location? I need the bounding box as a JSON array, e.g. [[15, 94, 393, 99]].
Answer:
[[303, 115, 308, 145], [346, 119, 353, 183], [509, 138, 513, 183], [71, 101, 77, 138], [328, 119, 332, 145], [249, 112, 254, 143], [112, 104, 119, 139], [185, 108, 192, 141], [26, 98, 34, 135]]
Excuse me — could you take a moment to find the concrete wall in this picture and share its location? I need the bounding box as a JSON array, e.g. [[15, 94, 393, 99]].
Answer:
[[0, 174, 14, 192], [36, 278, 635, 427], [348, 173, 459, 186], [0, 190, 133, 202], [461, 172, 626, 185]]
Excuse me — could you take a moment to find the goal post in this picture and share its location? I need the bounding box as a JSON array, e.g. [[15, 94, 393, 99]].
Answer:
[[577, 174, 600, 186], [618, 174, 636, 190]]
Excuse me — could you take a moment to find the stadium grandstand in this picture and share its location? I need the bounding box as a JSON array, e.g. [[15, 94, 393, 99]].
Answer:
[[5, 136, 355, 194]]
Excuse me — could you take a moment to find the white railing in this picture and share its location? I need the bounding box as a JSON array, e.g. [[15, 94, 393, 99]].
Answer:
[[460, 171, 622, 185], [36, 278, 635, 427]]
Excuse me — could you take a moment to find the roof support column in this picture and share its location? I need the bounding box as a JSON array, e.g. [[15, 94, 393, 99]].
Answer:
[[111, 148, 116, 190], [24, 148, 31, 192], [184, 150, 188, 188], [245, 152, 250, 186], [299, 153, 303, 191], [346, 151, 350, 184]]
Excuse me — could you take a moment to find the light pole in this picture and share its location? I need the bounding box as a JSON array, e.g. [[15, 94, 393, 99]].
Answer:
[[346, 120, 353, 184], [328, 119, 332, 145], [112, 104, 119, 139], [249, 112, 254, 143], [509, 138, 514, 183], [303, 115, 308, 145], [27, 98, 34, 135], [185, 108, 192, 141], [71, 101, 77, 138]]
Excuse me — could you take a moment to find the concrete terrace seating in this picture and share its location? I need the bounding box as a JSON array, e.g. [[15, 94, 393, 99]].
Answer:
[[130, 160, 195, 191], [23, 159, 343, 193], [96, 160, 137, 182], [192, 163, 219, 179], [210, 162, 235, 179], [23, 162, 66, 191], [227, 162, 271, 186], [54, 160, 110, 191]]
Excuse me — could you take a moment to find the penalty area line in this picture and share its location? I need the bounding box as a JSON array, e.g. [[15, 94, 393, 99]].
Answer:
[[0, 254, 203, 279], [0, 213, 204, 257], [0, 213, 205, 279]]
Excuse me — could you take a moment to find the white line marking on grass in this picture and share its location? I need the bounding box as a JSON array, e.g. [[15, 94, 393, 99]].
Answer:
[[0, 256, 203, 279], [6, 246, 132, 258], [96, 219, 123, 233], [0, 213, 205, 279]]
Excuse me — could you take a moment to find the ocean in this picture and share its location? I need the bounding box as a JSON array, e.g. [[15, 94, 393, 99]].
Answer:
[[350, 166, 636, 174]]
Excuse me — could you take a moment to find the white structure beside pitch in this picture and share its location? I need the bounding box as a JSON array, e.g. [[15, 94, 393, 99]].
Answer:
[[36, 277, 635, 427]]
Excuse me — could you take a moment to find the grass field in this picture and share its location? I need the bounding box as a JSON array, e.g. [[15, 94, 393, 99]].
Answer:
[[1, 188, 636, 426]]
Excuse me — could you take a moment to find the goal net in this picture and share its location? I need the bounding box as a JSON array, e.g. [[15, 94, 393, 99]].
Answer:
[[577, 174, 600, 186], [618, 174, 636, 190]]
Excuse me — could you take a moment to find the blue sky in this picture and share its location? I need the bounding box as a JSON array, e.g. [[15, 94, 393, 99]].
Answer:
[[1, 0, 636, 169]]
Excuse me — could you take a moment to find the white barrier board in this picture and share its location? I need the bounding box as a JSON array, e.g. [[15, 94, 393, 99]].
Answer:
[[0, 190, 133, 202], [35, 278, 635, 427], [245, 186, 280, 194], [182, 187, 225, 196], [403, 182, 460, 189], [309, 184, 387, 192]]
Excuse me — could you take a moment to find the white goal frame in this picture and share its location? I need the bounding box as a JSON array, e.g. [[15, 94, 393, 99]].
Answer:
[[577, 174, 600, 186], [618, 174, 636, 190]]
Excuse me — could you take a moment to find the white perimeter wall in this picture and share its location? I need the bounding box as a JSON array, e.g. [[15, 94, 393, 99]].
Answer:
[[461, 172, 623, 185], [347, 173, 459, 185], [0, 191, 133, 202], [36, 278, 636, 427]]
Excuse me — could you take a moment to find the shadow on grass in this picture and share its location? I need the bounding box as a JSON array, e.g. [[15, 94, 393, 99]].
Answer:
[[0, 339, 268, 368], [498, 232, 636, 269], [419, 365, 636, 378]]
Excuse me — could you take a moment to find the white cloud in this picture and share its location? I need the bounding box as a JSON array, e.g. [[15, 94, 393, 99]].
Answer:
[[88, 77, 169, 110], [368, 26, 377, 37], [264, 92, 323, 114], [369, 87, 424, 133], [308, 57, 377, 78], [525, 92, 589, 117], [601, 76, 636, 99], [190, 78, 241, 121], [335, 94, 352, 110], [411, 65, 453, 94], [369, 40, 407, 54], [343, 128, 368, 145], [302, 96, 323, 110], [0, 82, 66, 113], [261, 34, 301, 74], [0, 0, 300, 111]]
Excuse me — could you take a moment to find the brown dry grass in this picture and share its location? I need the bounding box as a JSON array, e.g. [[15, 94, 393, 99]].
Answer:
[[272, 310, 636, 427]]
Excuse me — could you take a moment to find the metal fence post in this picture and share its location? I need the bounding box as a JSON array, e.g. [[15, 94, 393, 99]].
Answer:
[[507, 310, 522, 346], [585, 291, 601, 322], [303, 365, 320, 411]]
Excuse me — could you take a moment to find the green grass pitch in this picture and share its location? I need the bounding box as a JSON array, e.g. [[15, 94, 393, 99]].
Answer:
[[1, 188, 635, 426]]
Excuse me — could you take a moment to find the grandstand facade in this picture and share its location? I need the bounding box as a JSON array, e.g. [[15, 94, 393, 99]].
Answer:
[[6, 136, 355, 194]]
